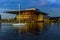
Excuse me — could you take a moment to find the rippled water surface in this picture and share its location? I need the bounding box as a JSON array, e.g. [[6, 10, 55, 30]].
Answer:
[[21, 23, 60, 40], [0, 23, 19, 40], [0, 23, 60, 40]]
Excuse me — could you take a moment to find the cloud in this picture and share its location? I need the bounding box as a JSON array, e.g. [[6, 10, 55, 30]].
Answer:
[[0, 0, 19, 19], [38, 7, 60, 17], [0, 0, 19, 10], [48, 0, 56, 3], [25, 1, 47, 7], [0, 8, 19, 13], [0, 8, 9, 12], [0, 8, 16, 19]]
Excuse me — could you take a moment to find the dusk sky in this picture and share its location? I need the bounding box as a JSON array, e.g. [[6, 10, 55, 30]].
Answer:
[[0, 0, 20, 19], [1, 0, 60, 19], [21, 0, 60, 17]]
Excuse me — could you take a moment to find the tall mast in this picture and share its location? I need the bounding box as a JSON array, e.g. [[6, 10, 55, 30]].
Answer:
[[18, 3, 21, 40], [19, 3, 20, 23]]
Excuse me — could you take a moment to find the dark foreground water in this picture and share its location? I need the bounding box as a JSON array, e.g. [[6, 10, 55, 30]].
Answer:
[[0, 23, 60, 40], [0, 23, 19, 40], [21, 23, 60, 40]]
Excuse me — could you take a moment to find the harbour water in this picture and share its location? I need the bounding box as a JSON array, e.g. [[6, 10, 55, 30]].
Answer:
[[21, 23, 60, 40], [0, 23, 19, 40], [0, 23, 60, 40]]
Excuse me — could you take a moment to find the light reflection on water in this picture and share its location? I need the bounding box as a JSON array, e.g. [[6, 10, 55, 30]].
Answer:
[[21, 23, 60, 40], [0, 23, 60, 40], [0, 23, 20, 40]]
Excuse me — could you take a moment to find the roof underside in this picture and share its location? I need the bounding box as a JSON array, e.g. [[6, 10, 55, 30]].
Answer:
[[5, 10, 48, 15], [5, 11, 20, 14]]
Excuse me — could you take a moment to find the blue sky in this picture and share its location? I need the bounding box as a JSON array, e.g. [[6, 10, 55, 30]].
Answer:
[[0, 0, 20, 10], [1, 0, 60, 19], [21, 0, 60, 17], [0, 0, 20, 19]]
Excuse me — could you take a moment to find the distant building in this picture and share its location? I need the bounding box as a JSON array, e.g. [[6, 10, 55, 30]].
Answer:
[[5, 8, 49, 32], [49, 17, 60, 23], [58, 17, 60, 22]]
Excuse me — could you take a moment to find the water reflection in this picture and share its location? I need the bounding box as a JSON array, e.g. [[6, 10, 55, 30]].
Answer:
[[21, 22, 49, 40], [0, 23, 60, 40], [21, 23, 60, 40], [0, 23, 19, 40]]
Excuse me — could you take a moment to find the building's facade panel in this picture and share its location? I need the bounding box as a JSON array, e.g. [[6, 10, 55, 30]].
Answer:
[[16, 11, 38, 32], [38, 14, 44, 21]]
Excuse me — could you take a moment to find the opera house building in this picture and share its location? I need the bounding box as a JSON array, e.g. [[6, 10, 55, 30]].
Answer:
[[5, 8, 49, 32]]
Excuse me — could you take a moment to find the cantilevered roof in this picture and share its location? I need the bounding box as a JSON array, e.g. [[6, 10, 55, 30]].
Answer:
[[5, 8, 48, 15], [5, 8, 39, 14], [5, 10, 20, 14]]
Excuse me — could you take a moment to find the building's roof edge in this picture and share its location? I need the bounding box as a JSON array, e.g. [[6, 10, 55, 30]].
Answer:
[[4, 8, 48, 15]]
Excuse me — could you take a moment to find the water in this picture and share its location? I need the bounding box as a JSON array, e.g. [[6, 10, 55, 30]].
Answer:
[[0, 23, 19, 40], [0, 23, 60, 40], [21, 23, 60, 40]]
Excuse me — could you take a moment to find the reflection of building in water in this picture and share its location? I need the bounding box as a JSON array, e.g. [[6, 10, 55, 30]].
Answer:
[[5, 8, 49, 32], [37, 12, 50, 31]]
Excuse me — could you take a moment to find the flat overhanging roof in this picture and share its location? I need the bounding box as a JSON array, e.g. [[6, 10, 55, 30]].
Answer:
[[5, 10, 20, 14], [5, 10, 39, 14], [5, 10, 48, 15]]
